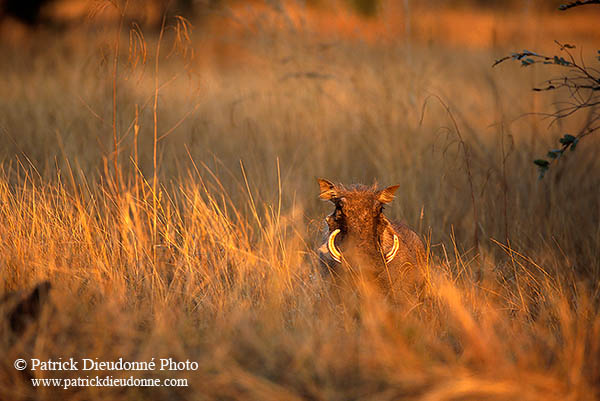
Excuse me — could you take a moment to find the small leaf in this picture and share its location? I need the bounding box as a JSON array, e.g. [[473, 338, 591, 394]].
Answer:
[[522, 50, 539, 57], [521, 58, 535, 66], [553, 56, 571, 66], [534, 159, 550, 168], [559, 134, 576, 145], [547, 150, 563, 159], [533, 84, 556, 91], [570, 138, 579, 151]]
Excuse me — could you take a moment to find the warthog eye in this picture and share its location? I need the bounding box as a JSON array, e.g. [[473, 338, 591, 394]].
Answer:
[[375, 204, 383, 215], [326, 203, 346, 232], [333, 198, 345, 209], [332, 202, 345, 219]]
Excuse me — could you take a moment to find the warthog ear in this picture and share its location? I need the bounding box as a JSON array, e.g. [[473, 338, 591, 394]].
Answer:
[[317, 178, 339, 200], [377, 185, 400, 204]]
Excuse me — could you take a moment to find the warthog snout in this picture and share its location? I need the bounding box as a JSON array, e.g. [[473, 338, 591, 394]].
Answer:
[[317, 178, 425, 294]]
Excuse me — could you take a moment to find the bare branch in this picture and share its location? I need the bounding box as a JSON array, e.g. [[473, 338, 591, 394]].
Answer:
[[559, 0, 600, 10]]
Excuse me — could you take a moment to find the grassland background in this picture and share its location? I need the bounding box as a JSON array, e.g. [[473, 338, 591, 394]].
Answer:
[[0, 1, 599, 400]]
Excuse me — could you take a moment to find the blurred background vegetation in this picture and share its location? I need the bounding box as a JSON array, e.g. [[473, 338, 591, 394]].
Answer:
[[0, 1, 599, 400]]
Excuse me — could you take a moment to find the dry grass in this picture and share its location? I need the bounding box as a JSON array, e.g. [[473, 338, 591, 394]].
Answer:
[[0, 2, 599, 400]]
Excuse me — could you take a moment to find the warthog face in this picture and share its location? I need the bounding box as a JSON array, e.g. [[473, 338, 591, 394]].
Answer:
[[317, 179, 425, 291]]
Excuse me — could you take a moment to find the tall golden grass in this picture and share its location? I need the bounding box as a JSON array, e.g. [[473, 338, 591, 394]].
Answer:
[[0, 2, 599, 400]]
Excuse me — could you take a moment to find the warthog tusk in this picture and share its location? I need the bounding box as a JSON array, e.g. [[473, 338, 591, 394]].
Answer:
[[327, 230, 398, 264], [327, 229, 342, 263], [385, 234, 400, 263]]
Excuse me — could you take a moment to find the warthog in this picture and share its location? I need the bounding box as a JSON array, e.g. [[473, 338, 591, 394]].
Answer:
[[317, 178, 425, 298]]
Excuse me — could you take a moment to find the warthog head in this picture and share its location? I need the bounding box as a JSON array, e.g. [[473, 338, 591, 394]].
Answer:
[[317, 178, 424, 292]]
